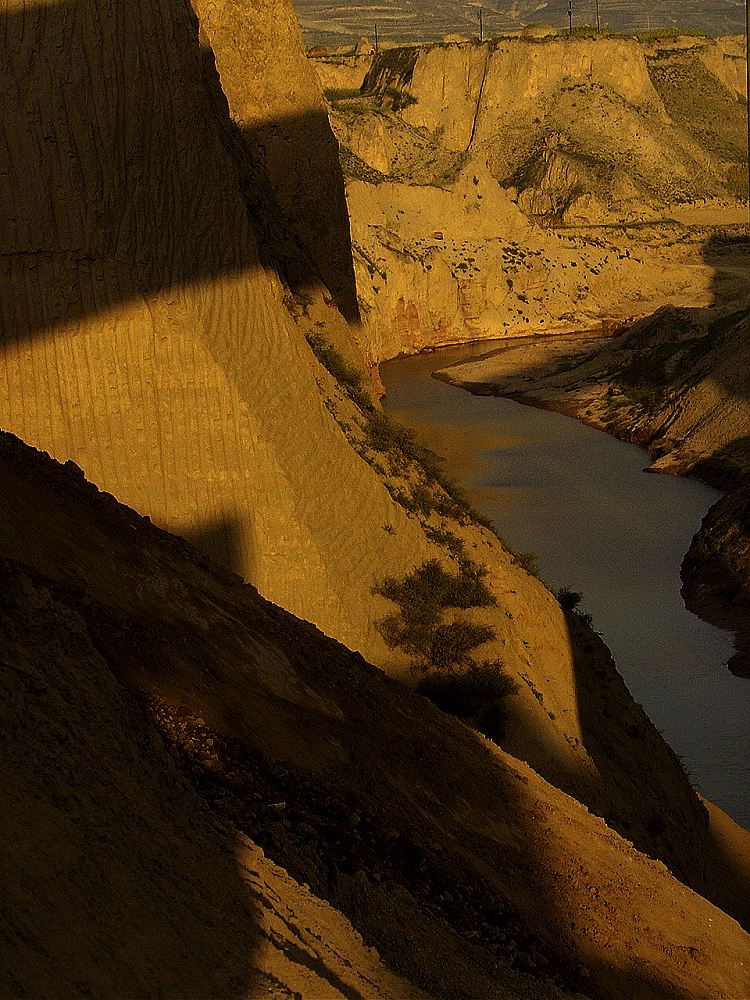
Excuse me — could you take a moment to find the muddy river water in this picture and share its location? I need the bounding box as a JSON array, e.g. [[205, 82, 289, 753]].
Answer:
[[381, 342, 750, 830]]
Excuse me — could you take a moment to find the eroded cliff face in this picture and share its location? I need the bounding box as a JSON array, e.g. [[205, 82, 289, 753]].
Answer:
[[193, 0, 360, 321], [1, 430, 748, 1000], [318, 35, 747, 358], [3, 2, 749, 989], [0, 0, 432, 661], [362, 35, 739, 201]]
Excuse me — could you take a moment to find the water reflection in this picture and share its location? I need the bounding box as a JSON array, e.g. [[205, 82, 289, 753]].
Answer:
[[381, 344, 749, 830]]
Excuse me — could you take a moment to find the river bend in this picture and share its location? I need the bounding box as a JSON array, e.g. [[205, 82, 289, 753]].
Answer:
[[381, 343, 750, 831]]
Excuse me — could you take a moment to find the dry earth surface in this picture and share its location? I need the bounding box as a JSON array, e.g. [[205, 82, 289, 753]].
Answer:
[[314, 34, 749, 362], [2, 431, 750, 999], [3, 0, 750, 994]]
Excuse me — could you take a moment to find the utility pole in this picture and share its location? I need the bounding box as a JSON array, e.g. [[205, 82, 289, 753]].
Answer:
[[374, 21, 379, 55], [479, 5, 484, 42], [595, 0, 600, 31], [568, 0, 573, 34]]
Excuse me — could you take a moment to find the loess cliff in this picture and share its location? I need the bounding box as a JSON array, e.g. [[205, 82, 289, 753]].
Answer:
[[315, 34, 748, 358], [2, 0, 750, 996]]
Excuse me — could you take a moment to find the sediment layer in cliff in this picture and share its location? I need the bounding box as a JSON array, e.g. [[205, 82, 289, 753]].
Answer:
[[315, 35, 747, 357]]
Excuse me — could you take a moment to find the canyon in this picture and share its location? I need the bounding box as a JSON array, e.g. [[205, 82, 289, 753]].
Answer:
[[1, 3, 749, 998], [314, 33, 749, 360], [315, 31, 750, 682]]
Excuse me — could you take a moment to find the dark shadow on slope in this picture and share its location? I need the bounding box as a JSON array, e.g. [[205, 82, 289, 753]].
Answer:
[[681, 447, 750, 680], [196, 37, 360, 324], [0, 0, 359, 352], [0, 559, 262, 998], [562, 610, 715, 888], [183, 513, 250, 579], [0, 427, 720, 1000], [250, 111, 360, 322]]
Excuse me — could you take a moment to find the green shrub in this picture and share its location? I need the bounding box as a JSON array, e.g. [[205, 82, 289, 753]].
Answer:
[[383, 86, 417, 111], [374, 559, 496, 668], [417, 660, 517, 741], [557, 586, 582, 612], [557, 585, 593, 626], [305, 332, 372, 411], [366, 410, 419, 455], [424, 525, 464, 556], [448, 558, 497, 608], [726, 163, 748, 199], [411, 484, 436, 515], [428, 621, 495, 668], [636, 27, 707, 41], [376, 613, 433, 659], [375, 558, 495, 616]]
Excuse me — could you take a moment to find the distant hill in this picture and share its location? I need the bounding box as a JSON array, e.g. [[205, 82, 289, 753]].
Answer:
[[293, 0, 744, 47]]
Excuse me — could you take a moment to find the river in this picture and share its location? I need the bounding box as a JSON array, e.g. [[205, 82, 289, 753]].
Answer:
[[381, 342, 750, 831]]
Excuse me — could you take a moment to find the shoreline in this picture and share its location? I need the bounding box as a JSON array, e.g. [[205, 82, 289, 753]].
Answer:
[[426, 328, 750, 678]]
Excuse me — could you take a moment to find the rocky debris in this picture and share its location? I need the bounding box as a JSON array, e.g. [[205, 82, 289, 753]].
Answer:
[[144, 694, 575, 990]]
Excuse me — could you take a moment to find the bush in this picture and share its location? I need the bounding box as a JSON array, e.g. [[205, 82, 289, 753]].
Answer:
[[424, 525, 464, 556], [366, 410, 419, 455], [557, 586, 582, 612], [448, 558, 497, 608], [324, 87, 363, 102], [375, 559, 496, 667], [428, 621, 496, 668], [375, 558, 495, 617], [557, 585, 594, 626], [417, 660, 517, 741], [305, 332, 372, 411]]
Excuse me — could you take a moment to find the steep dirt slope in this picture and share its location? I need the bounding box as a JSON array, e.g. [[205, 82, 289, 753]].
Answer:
[[315, 36, 746, 356], [0, 0, 435, 661], [2, 0, 733, 902], [0, 555, 427, 1000], [2, 430, 749, 1000], [362, 36, 742, 204]]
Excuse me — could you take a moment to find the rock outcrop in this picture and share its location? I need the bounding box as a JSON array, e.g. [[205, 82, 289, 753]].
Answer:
[[316, 35, 747, 357]]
